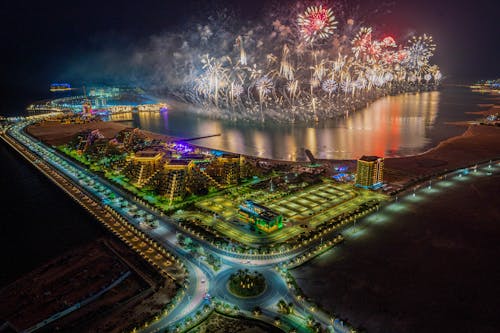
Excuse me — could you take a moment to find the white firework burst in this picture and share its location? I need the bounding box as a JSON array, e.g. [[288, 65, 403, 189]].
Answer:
[[321, 79, 338, 93], [256, 76, 273, 96], [354, 78, 367, 89], [340, 81, 353, 93], [231, 83, 244, 97], [434, 71, 442, 81], [404, 34, 436, 70], [286, 80, 299, 96]]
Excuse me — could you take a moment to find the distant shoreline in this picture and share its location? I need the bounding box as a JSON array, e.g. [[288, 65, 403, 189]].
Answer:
[[26, 110, 500, 189]]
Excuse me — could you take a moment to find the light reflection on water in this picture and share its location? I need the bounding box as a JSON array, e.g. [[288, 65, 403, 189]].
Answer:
[[110, 86, 491, 160]]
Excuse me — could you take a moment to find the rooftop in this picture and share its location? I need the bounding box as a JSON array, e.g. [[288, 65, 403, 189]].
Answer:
[[359, 155, 382, 162], [135, 150, 163, 158], [220, 153, 240, 159], [167, 159, 191, 166], [240, 200, 281, 222], [182, 153, 208, 160]]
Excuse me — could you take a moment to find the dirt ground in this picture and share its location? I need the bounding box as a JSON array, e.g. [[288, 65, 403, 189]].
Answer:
[[27, 121, 131, 146], [293, 171, 500, 333], [188, 312, 283, 333], [26, 119, 183, 147], [0, 238, 177, 333], [384, 125, 500, 185], [0, 239, 141, 330]]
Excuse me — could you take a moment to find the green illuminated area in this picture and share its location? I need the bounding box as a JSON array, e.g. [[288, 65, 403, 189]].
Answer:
[[56, 128, 387, 250], [239, 200, 284, 233], [174, 180, 387, 246]]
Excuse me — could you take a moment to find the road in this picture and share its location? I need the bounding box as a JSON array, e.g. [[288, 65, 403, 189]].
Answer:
[[2, 118, 322, 332], [5, 115, 495, 333]]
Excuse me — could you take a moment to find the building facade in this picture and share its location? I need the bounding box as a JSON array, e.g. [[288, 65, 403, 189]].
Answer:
[[239, 200, 283, 233], [122, 150, 165, 186], [356, 155, 384, 188]]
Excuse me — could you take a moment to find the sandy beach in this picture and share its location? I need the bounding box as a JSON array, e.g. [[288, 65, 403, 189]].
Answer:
[[26, 120, 182, 146], [384, 125, 500, 185], [27, 117, 500, 189]]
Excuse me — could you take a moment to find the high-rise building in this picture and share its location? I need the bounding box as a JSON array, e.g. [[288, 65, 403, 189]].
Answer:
[[162, 160, 191, 203], [205, 153, 241, 185], [116, 128, 146, 151], [356, 155, 384, 188], [122, 150, 165, 186], [219, 154, 241, 185], [143, 159, 192, 203]]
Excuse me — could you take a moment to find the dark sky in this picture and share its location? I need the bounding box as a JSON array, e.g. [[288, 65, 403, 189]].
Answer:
[[1, 0, 499, 110]]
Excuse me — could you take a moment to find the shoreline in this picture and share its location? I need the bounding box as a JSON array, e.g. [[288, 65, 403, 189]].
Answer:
[[292, 169, 500, 333], [26, 115, 500, 188], [5, 95, 500, 333], [383, 124, 500, 185]]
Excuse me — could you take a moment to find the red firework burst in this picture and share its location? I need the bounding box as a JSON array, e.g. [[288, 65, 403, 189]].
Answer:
[[297, 5, 337, 42]]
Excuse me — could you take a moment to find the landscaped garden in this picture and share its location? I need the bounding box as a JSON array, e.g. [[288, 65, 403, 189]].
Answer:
[[228, 269, 266, 297]]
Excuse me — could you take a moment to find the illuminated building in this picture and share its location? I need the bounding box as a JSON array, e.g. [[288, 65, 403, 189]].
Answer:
[[239, 155, 250, 179], [239, 200, 283, 233], [123, 150, 165, 186], [183, 156, 215, 194], [72, 129, 104, 153], [356, 155, 384, 188], [50, 83, 72, 92], [116, 128, 146, 151], [137, 103, 168, 112], [143, 159, 196, 203], [86, 138, 110, 157], [109, 105, 133, 113], [160, 160, 190, 203], [206, 153, 242, 185], [88, 86, 120, 98], [82, 99, 92, 115]]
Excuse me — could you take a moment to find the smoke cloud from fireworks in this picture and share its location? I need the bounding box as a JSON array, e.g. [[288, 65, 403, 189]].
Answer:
[[63, 1, 441, 122]]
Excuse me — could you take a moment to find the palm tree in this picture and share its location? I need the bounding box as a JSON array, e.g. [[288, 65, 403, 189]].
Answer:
[[253, 306, 262, 316], [277, 299, 286, 312], [288, 302, 294, 314]]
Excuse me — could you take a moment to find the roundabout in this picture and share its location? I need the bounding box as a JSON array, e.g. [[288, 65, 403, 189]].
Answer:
[[227, 269, 266, 298], [211, 268, 286, 310]]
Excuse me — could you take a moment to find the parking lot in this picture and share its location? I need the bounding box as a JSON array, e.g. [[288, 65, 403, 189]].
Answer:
[[266, 182, 356, 221], [176, 180, 387, 246]]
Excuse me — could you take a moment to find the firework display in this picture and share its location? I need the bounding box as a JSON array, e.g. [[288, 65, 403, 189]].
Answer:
[[149, 2, 441, 122], [297, 5, 337, 43]]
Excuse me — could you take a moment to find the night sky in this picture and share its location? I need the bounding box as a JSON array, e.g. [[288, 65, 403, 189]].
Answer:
[[1, 0, 499, 112]]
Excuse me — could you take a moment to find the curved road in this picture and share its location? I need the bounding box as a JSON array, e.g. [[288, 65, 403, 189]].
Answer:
[[6, 116, 496, 333]]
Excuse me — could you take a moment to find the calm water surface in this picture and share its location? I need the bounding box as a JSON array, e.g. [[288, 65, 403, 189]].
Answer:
[[118, 85, 495, 160], [0, 142, 103, 287]]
